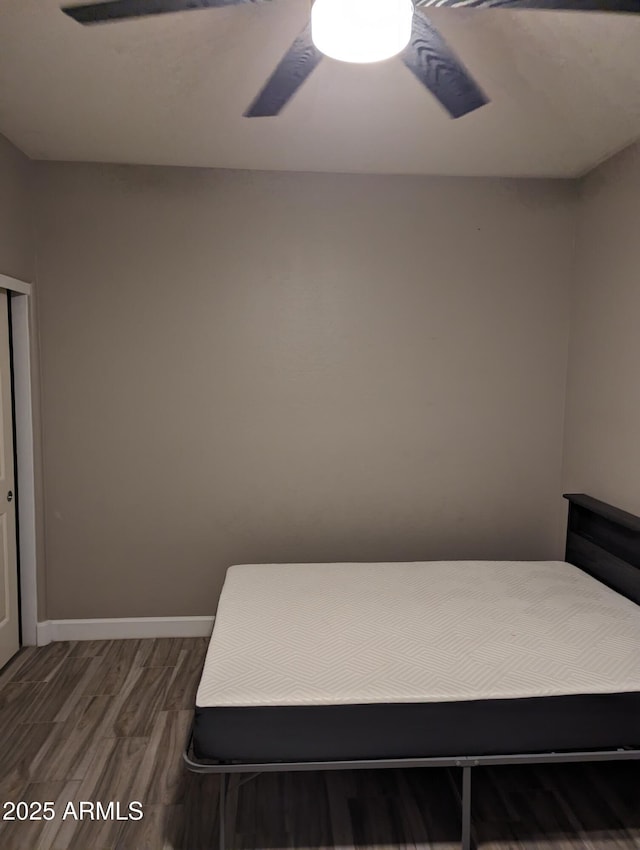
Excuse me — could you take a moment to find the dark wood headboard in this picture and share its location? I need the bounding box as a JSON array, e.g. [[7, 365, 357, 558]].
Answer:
[[564, 493, 640, 605]]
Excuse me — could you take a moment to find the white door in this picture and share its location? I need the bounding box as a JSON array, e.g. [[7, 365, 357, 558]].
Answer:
[[0, 291, 19, 669]]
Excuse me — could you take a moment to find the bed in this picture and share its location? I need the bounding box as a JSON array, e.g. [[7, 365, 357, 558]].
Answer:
[[184, 493, 640, 850]]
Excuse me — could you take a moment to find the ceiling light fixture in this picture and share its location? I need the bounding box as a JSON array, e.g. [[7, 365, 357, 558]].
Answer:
[[311, 0, 414, 64]]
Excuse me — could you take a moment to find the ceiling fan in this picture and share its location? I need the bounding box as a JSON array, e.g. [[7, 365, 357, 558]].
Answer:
[[61, 0, 640, 119]]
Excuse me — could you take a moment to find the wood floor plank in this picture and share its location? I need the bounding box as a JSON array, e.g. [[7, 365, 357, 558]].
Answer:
[[133, 709, 193, 805], [90, 652, 152, 740], [473, 767, 519, 825], [27, 695, 115, 782], [225, 774, 244, 849], [251, 773, 291, 846], [349, 794, 398, 850], [584, 762, 640, 824], [325, 770, 356, 849], [68, 640, 114, 658], [0, 722, 59, 798], [58, 736, 149, 850], [142, 638, 184, 669], [0, 680, 47, 728], [162, 640, 208, 711], [55, 656, 104, 722], [109, 666, 176, 738], [410, 769, 461, 849], [0, 778, 30, 815], [47, 740, 121, 850], [548, 766, 636, 850], [0, 646, 38, 688], [177, 773, 221, 850], [28, 657, 92, 723], [285, 772, 331, 849], [509, 787, 589, 849], [35, 780, 83, 850], [7, 642, 72, 684], [484, 766, 525, 822], [395, 771, 435, 850], [82, 639, 142, 697], [114, 803, 184, 850], [0, 780, 68, 850], [0, 780, 82, 850], [135, 638, 161, 668]]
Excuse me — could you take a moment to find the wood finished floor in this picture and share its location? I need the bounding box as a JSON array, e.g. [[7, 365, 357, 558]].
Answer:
[[0, 638, 638, 850]]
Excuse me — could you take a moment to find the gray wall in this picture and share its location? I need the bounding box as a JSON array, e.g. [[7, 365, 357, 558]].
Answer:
[[0, 134, 48, 622], [34, 163, 576, 619], [563, 141, 640, 516], [0, 133, 32, 281]]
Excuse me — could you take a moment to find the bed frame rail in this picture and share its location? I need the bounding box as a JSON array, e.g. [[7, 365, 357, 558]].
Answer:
[[183, 736, 640, 850]]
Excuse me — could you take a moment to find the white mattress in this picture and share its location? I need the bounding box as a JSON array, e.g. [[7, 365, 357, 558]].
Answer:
[[196, 560, 640, 708]]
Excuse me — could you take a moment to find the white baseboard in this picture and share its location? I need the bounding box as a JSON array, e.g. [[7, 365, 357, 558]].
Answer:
[[36, 620, 53, 646], [36, 616, 214, 646]]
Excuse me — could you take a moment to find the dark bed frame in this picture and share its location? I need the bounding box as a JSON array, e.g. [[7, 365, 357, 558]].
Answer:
[[183, 493, 640, 850]]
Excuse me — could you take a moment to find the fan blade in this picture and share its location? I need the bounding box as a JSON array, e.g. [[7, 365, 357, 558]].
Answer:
[[415, 1, 640, 12], [244, 23, 322, 117], [401, 14, 488, 118], [62, 0, 266, 25]]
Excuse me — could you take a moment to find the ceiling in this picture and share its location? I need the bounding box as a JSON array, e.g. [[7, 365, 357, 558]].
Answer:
[[1, 0, 640, 177]]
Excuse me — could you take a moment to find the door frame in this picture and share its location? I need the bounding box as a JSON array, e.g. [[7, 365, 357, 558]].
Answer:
[[0, 272, 37, 646]]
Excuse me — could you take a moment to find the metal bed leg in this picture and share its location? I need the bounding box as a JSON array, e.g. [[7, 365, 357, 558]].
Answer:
[[461, 766, 472, 850], [219, 772, 227, 850]]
